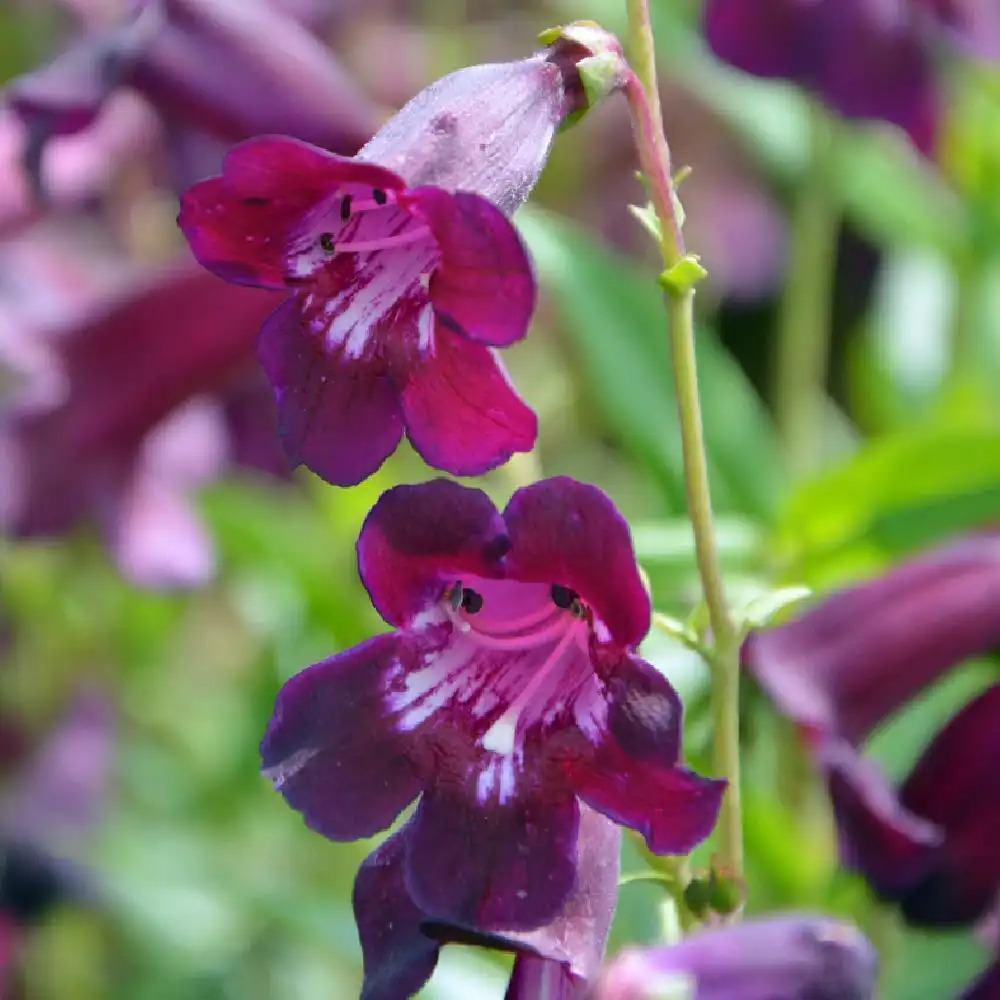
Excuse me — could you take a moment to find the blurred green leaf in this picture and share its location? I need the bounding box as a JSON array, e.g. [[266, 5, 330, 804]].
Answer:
[[777, 426, 1000, 579], [518, 208, 782, 520]]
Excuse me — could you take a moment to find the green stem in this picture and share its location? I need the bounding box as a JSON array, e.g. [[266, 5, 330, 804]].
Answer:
[[624, 0, 743, 882], [773, 104, 839, 480]]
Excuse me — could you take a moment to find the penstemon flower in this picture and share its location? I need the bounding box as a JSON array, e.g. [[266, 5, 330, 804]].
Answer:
[[703, 0, 1000, 155], [743, 533, 1000, 932], [261, 477, 723, 933], [179, 37, 610, 486], [597, 914, 878, 1000]]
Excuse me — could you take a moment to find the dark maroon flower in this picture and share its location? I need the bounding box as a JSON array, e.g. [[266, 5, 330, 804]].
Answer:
[[597, 914, 878, 1000], [178, 42, 600, 485], [0, 248, 288, 588], [960, 961, 1000, 1000], [703, 0, 994, 154], [262, 478, 723, 931], [3, 0, 379, 163], [354, 805, 619, 1000], [743, 533, 1000, 928]]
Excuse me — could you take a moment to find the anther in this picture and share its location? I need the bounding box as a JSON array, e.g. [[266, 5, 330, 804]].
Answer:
[[460, 588, 484, 614], [340, 195, 353, 221], [319, 233, 336, 253], [551, 584, 577, 609], [372, 188, 388, 206]]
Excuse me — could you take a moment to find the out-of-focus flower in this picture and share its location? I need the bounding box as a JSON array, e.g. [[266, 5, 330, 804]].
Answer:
[[179, 33, 613, 484], [0, 692, 115, 995], [959, 960, 1000, 1000], [0, 231, 288, 588], [703, 0, 1000, 154], [0, 0, 381, 233], [354, 805, 619, 1000], [262, 478, 722, 932], [597, 914, 878, 1000], [743, 533, 1000, 929]]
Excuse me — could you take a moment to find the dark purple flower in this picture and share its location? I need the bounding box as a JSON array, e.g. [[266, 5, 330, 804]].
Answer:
[[262, 477, 723, 931], [960, 961, 1000, 1000], [597, 914, 878, 1000], [743, 533, 1000, 928], [178, 41, 596, 484], [180, 134, 538, 485], [3, 0, 380, 164], [354, 804, 619, 1000], [703, 0, 993, 154], [0, 249, 288, 588]]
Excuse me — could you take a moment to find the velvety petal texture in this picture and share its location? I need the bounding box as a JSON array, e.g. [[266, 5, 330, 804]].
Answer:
[[744, 532, 1000, 930], [598, 915, 879, 1000], [704, 0, 946, 153], [352, 805, 620, 1000], [264, 478, 720, 964], [179, 133, 538, 485]]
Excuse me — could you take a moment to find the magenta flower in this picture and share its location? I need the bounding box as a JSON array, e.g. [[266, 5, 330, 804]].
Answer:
[[0, 253, 288, 588], [597, 914, 878, 1000], [180, 135, 537, 484], [261, 478, 723, 932], [354, 805, 620, 1000], [743, 533, 1000, 930], [178, 43, 596, 485], [703, 0, 999, 154]]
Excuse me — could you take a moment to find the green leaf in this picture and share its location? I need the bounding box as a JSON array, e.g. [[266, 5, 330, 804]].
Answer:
[[777, 426, 1000, 578], [518, 207, 782, 520]]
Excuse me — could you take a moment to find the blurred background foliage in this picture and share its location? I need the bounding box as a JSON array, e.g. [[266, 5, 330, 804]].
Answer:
[[1, 0, 999, 997]]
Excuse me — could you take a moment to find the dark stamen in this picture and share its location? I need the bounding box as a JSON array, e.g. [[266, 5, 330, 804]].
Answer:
[[372, 188, 388, 206], [319, 233, 336, 252], [340, 195, 353, 221], [551, 584, 578, 609], [460, 588, 484, 614]]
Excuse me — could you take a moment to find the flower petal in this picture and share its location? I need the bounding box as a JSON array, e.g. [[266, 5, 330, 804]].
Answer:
[[743, 533, 1000, 745], [896, 683, 1000, 926], [406, 187, 535, 347], [959, 963, 1000, 1000], [820, 738, 943, 902], [703, 0, 812, 81], [260, 633, 423, 841], [401, 326, 537, 476], [257, 298, 404, 486], [357, 479, 508, 627], [404, 784, 579, 930], [507, 957, 584, 1000], [178, 136, 404, 288], [353, 832, 441, 1000], [502, 478, 651, 649]]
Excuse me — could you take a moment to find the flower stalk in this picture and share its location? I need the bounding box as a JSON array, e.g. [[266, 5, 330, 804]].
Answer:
[[774, 102, 838, 480], [623, 0, 744, 882]]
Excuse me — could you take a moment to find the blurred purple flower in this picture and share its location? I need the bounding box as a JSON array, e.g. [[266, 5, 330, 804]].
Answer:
[[0, 238, 288, 588], [703, 0, 999, 154], [743, 533, 1000, 928], [261, 477, 722, 932], [4, 0, 379, 154], [960, 961, 1000, 1000], [180, 135, 537, 484], [354, 805, 619, 1000], [597, 914, 878, 1000]]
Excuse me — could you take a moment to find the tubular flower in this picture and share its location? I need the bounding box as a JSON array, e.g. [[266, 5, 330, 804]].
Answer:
[[354, 805, 619, 1000], [179, 38, 606, 485], [597, 914, 878, 1000], [703, 0, 999, 155], [743, 533, 1000, 930], [261, 478, 723, 932], [0, 248, 288, 589]]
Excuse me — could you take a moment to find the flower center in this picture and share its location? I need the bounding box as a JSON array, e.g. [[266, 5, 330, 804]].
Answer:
[[441, 578, 593, 757], [316, 188, 432, 256]]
